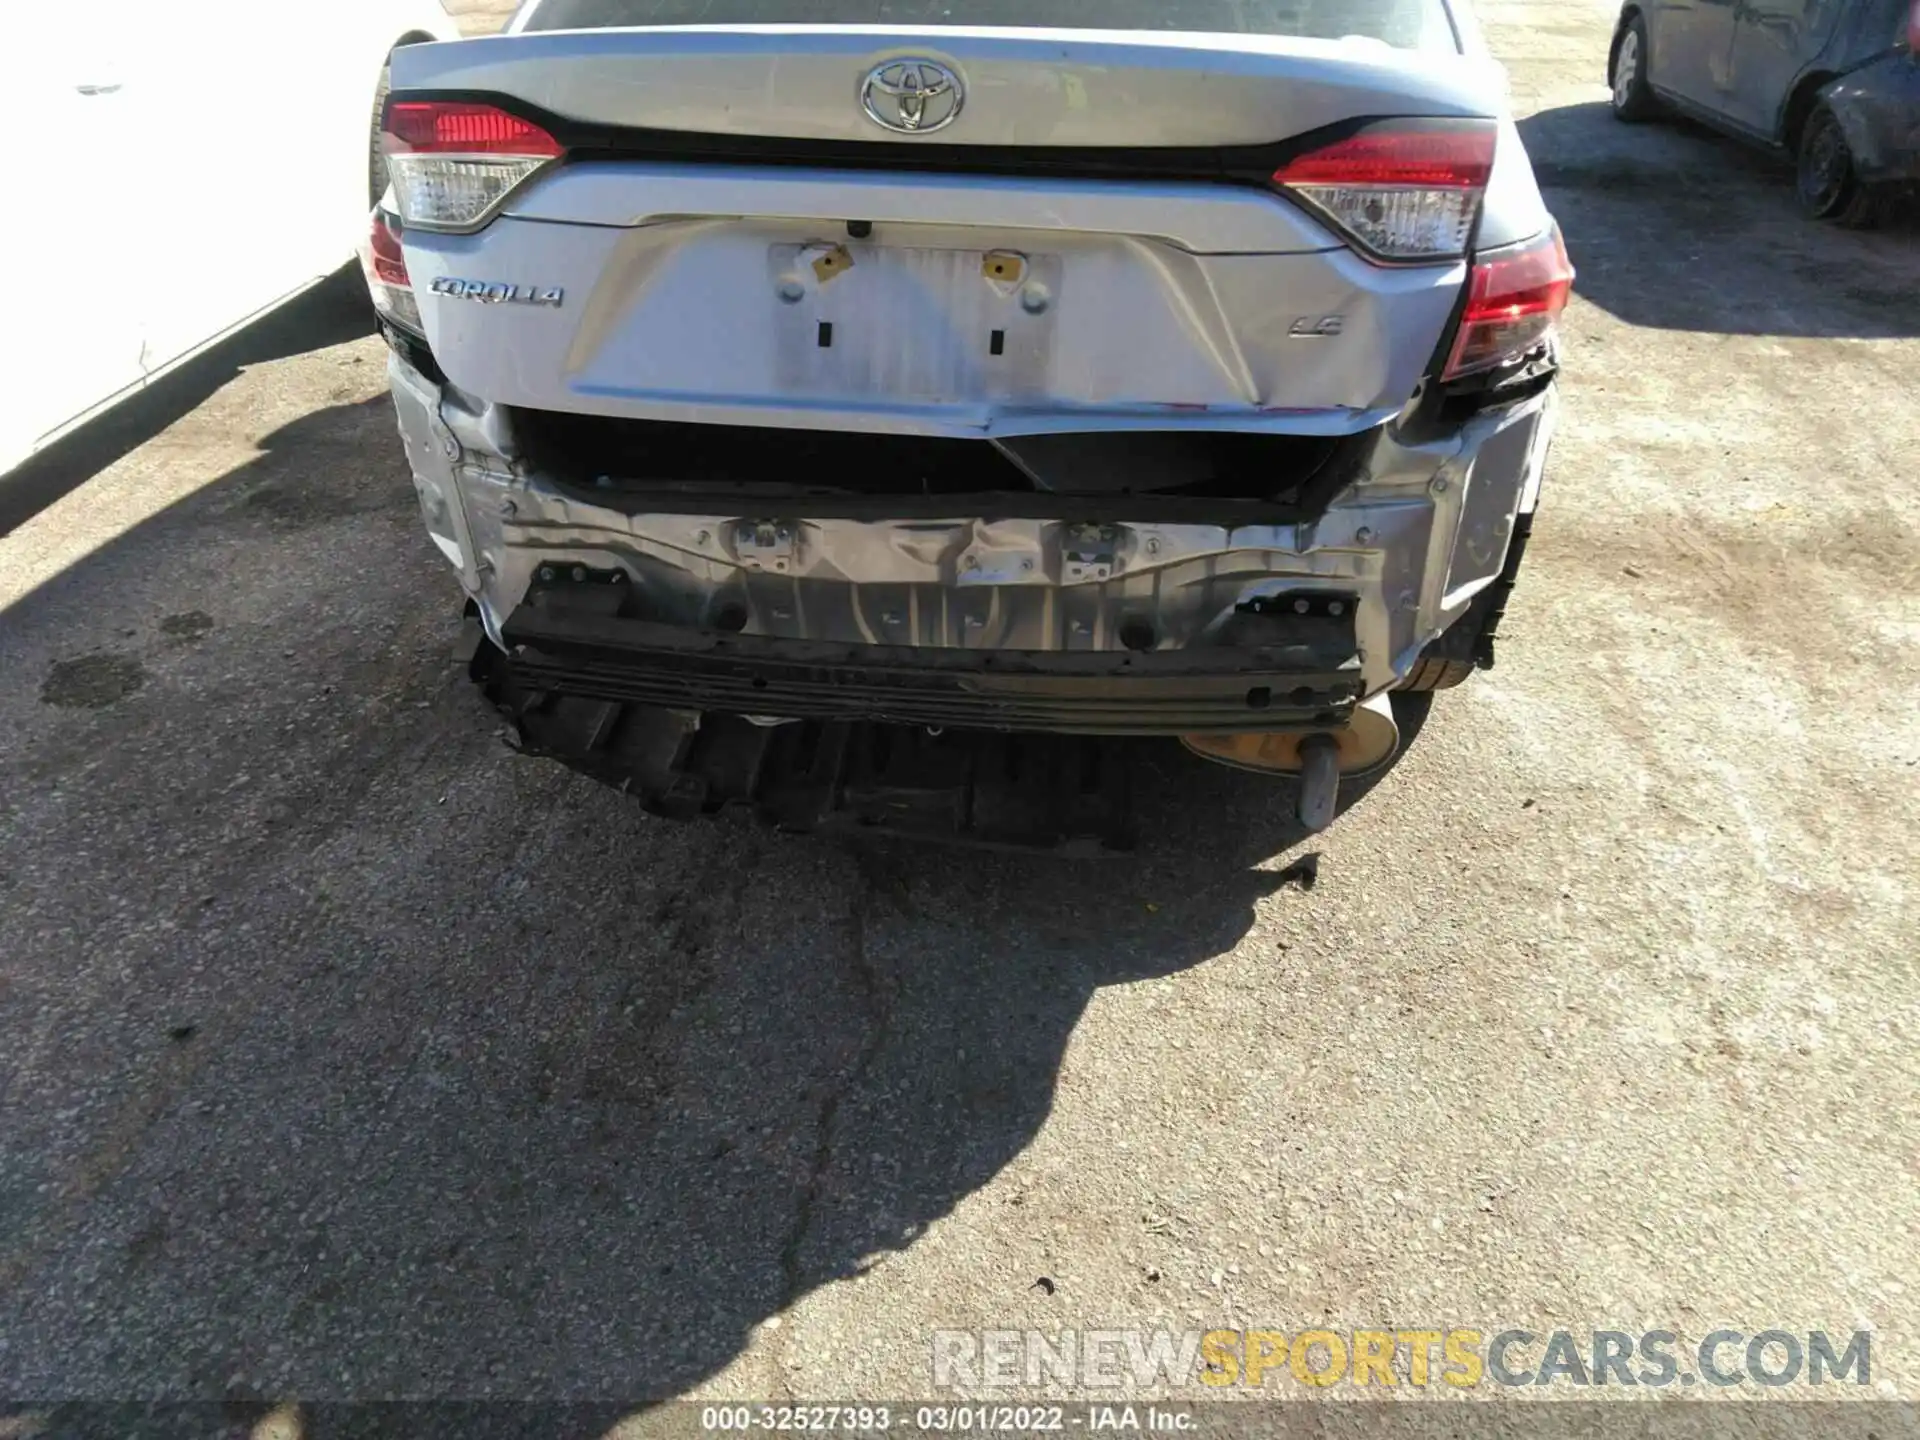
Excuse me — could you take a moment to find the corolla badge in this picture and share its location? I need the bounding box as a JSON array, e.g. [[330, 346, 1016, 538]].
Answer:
[[430, 277, 564, 307], [861, 58, 964, 134]]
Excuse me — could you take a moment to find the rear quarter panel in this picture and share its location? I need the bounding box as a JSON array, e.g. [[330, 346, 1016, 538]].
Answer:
[[1479, 114, 1554, 249]]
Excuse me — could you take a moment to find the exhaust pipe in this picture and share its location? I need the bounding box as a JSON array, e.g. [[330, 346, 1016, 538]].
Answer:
[[1180, 692, 1401, 834]]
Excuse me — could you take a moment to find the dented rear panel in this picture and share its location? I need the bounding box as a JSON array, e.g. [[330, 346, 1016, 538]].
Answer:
[[403, 193, 1464, 435], [373, 2, 1565, 749]]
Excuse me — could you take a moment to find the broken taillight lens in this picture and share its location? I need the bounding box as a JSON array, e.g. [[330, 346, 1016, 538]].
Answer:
[[381, 99, 564, 231], [1272, 122, 1497, 262], [1442, 225, 1575, 380], [361, 207, 422, 334]]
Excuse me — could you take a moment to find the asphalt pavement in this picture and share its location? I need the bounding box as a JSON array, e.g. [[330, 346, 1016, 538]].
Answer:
[[2, 0, 1917, 1416]]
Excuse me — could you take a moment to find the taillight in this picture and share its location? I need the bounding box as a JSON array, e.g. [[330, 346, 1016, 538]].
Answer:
[[380, 99, 563, 231], [1907, 0, 1919, 51], [1272, 121, 1497, 262], [1442, 225, 1575, 380], [362, 208, 423, 334]]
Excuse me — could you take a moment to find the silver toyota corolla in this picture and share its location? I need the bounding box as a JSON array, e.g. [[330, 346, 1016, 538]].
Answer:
[[362, 0, 1570, 847]]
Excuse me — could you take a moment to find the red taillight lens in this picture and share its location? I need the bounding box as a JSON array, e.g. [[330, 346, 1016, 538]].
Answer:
[[1443, 225, 1575, 380], [1274, 128, 1496, 189], [380, 99, 563, 231], [368, 209, 409, 287], [383, 100, 564, 158], [1907, 0, 1919, 51], [362, 209, 422, 334], [1272, 122, 1497, 261]]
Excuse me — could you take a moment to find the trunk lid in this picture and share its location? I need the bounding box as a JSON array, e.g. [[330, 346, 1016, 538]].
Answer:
[[392, 26, 1497, 149], [389, 26, 1506, 436]]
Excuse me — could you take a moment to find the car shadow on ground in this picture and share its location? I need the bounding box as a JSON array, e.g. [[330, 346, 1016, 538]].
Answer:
[[0, 269, 377, 539], [0, 309, 1433, 1409], [1518, 101, 1920, 339]]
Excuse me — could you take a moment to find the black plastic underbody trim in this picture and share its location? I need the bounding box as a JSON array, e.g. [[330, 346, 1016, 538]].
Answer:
[[470, 618, 1147, 854]]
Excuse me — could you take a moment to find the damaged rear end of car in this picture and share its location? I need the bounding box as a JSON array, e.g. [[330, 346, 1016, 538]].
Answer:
[[365, 0, 1569, 850]]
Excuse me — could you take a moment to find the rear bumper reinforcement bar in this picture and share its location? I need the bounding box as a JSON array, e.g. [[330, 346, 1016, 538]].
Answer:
[[491, 580, 1365, 736]]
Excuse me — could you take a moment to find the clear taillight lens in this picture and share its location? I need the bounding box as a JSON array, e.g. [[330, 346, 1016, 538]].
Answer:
[[1272, 122, 1497, 262], [361, 208, 422, 334], [1442, 225, 1575, 380], [380, 99, 563, 231]]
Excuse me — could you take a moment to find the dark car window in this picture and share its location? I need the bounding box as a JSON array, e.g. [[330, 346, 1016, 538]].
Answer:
[[519, 0, 1461, 52], [1843, 0, 1912, 57]]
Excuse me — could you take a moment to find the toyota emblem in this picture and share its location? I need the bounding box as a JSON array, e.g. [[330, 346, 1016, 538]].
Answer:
[[860, 58, 964, 135]]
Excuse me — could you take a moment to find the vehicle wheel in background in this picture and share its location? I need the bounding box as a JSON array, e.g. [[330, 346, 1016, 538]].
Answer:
[[1796, 103, 1881, 228], [1609, 14, 1660, 122], [369, 60, 393, 208], [1397, 654, 1477, 692]]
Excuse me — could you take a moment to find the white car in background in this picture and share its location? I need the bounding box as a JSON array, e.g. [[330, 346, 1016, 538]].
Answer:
[[0, 0, 457, 474]]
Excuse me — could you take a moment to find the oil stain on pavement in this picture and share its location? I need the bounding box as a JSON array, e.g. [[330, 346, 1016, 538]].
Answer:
[[39, 653, 147, 710]]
